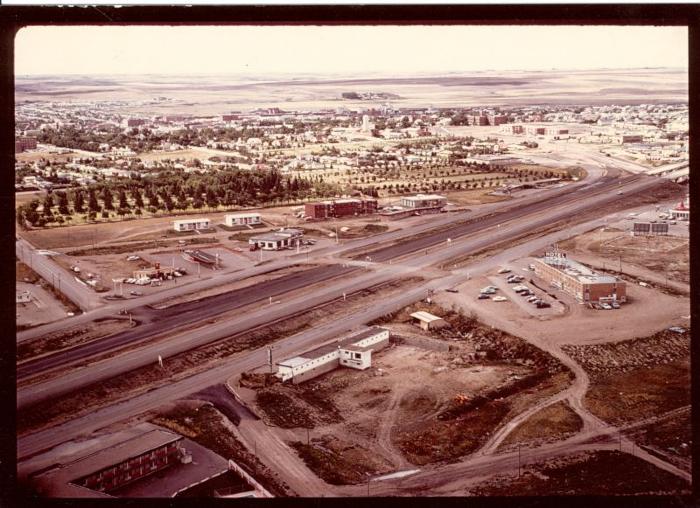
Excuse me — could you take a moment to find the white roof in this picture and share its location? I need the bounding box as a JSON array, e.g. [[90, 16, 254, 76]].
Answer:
[[277, 356, 310, 368], [173, 218, 210, 225], [410, 311, 445, 323], [404, 194, 446, 201]]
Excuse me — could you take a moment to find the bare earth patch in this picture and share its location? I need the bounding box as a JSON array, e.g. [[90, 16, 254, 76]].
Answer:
[[499, 401, 582, 449]]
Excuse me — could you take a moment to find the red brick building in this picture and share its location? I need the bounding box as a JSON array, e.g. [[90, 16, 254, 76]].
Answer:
[[305, 198, 377, 220], [15, 136, 37, 153], [534, 253, 626, 304]]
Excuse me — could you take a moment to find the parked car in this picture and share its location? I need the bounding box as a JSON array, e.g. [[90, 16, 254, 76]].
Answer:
[[601, 303, 613, 310], [611, 302, 620, 309], [130, 290, 143, 296], [478, 294, 490, 300], [527, 296, 539, 302], [492, 296, 508, 302], [497, 268, 511, 274], [536, 301, 551, 309], [445, 288, 459, 293]]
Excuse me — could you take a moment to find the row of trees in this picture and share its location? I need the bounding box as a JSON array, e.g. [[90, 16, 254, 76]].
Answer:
[[16, 168, 342, 228]]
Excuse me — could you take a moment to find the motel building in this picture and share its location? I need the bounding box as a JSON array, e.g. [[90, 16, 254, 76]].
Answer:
[[172, 218, 211, 233], [224, 213, 262, 227], [275, 327, 390, 384], [533, 252, 626, 304]]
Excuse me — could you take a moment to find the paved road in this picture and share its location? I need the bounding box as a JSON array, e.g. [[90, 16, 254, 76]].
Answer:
[[17, 263, 356, 378], [17, 171, 665, 408], [15, 237, 101, 312]]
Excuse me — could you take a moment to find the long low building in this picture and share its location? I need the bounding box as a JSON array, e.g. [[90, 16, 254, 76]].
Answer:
[[224, 213, 262, 227], [173, 218, 211, 232], [276, 327, 390, 384], [534, 252, 626, 304]]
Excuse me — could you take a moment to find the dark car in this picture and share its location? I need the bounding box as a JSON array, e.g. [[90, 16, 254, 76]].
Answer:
[[536, 301, 551, 308], [445, 288, 459, 293], [478, 294, 490, 300]]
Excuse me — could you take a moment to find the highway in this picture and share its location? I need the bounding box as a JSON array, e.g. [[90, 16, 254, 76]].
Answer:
[[17, 263, 356, 378], [16, 170, 664, 408]]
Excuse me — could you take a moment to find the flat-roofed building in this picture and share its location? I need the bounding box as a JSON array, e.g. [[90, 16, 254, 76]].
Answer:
[[248, 228, 303, 251], [224, 213, 262, 227], [15, 136, 38, 153], [173, 218, 210, 232], [534, 252, 626, 304], [466, 155, 520, 169], [304, 198, 378, 220], [669, 197, 689, 221], [409, 311, 448, 331], [30, 425, 189, 497], [400, 194, 447, 210], [276, 327, 390, 384]]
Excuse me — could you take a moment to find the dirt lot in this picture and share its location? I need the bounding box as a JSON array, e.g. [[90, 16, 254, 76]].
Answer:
[[16, 278, 419, 435], [558, 226, 689, 284], [16, 261, 79, 329], [499, 401, 582, 450], [440, 260, 690, 347], [467, 450, 690, 496], [17, 318, 136, 364], [244, 303, 572, 482], [151, 402, 293, 496]]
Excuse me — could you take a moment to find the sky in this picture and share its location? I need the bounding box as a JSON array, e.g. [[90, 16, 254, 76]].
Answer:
[[15, 25, 688, 77]]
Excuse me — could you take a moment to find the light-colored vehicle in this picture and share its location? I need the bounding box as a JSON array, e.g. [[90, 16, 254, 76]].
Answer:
[[497, 268, 511, 274], [601, 303, 613, 310], [527, 296, 539, 302], [493, 296, 508, 302], [611, 302, 620, 309]]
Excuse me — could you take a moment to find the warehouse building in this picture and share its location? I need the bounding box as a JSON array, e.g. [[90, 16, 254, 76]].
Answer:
[[173, 218, 211, 232], [465, 155, 520, 169], [224, 213, 262, 227], [304, 198, 377, 220], [249, 228, 303, 251], [410, 311, 448, 331], [276, 327, 390, 384], [533, 251, 626, 304]]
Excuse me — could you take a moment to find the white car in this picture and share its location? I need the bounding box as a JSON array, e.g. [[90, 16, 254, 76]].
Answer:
[[497, 268, 511, 274], [493, 296, 508, 302], [601, 303, 613, 310]]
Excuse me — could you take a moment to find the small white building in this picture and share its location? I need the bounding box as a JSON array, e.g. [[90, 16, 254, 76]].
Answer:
[[276, 327, 390, 384], [173, 218, 211, 232], [16, 290, 31, 304], [225, 213, 262, 228], [410, 311, 448, 331]]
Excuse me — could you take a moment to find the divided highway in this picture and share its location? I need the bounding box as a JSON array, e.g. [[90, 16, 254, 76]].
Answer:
[[18, 263, 356, 378]]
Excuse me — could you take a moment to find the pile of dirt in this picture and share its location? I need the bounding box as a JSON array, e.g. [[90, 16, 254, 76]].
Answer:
[[152, 403, 293, 497], [562, 328, 690, 376], [290, 435, 392, 485], [468, 450, 690, 496], [255, 377, 345, 429]]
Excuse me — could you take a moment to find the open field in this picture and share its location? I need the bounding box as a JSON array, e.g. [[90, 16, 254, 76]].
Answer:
[[625, 407, 691, 471], [467, 450, 690, 496], [15, 68, 688, 111], [499, 401, 582, 449], [16, 261, 80, 330]]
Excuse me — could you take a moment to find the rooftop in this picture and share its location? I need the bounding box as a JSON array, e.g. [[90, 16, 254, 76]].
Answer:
[[410, 311, 446, 323], [538, 256, 618, 284], [280, 326, 387, 362], [403, 194, 447, 201]]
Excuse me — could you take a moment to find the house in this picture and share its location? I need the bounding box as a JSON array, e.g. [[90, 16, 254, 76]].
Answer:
[[248, 228, 303, 250]]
